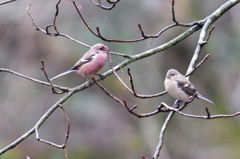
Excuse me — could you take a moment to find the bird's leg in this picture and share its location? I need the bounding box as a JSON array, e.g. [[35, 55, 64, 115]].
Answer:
[[172, 100, 181, 108], [95, 74, 104, 80], [86, 77, 91, 83]]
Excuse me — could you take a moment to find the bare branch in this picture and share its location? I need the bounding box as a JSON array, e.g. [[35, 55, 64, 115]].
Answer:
[[34, 104, 70, 149], [72, 0, 201, 42], [92, 76, 125, 107], [108, 51, 167, 99], [127, 68, 167, 99], [26, 2, 129, 58]]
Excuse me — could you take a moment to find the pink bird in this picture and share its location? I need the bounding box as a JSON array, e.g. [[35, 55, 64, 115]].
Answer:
[[51, 43, 109, 81]]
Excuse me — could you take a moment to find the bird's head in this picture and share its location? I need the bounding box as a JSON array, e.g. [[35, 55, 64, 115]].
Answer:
[[166, 69, 180, 80], [92, 43, 109, 54]]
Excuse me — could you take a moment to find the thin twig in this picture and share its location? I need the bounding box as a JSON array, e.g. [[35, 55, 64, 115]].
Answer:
[[59, 104, 70, 159], [72, 0, 201, 42], [185, 54, 210, 77], [177, 94, 195, 111], [161, 103, 240, 119], [0, 0, 16, 5], [53, 0, 61, 34], [92, 77, 170, 118], [27, 3, 89, 48], [128, 68, 167, 98], [92, 76, 125, 106], [205, 107, 211, 119], [108, 53, 167, 98], [199, 25, 215, 46], [172, 0, 178, 24], [0, 68, 69, 92], [108, 52, 134, 94], [125, 103, 170, 118], [141, 155, 148, 159], [40, 61, 65, 94]]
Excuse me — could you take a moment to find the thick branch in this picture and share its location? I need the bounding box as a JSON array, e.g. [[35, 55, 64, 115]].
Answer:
[[186, 0, 240, 75]]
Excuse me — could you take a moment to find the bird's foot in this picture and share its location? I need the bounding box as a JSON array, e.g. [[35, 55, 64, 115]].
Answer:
[[95, 74, 104, 80], [86, 78, 91, 84], [172, 100, 182, 108]]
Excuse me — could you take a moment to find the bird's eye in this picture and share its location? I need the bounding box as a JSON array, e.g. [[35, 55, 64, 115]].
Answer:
[[171, 73, 175, 76], [100, 46, 105, 50]]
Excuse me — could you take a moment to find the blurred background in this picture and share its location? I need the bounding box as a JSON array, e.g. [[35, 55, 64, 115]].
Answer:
[[0, 0, 240, 159]]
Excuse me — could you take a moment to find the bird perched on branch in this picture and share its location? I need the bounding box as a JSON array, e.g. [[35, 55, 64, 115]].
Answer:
[[51, 43, 109, 81], [164, 69, 215, 105]]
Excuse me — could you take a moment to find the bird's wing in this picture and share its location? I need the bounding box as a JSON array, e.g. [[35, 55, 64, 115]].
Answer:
[[176, 80, 196, 96], [70, 54, 97, 71]]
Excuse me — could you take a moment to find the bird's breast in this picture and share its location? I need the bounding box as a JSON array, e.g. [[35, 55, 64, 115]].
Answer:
[[164, 79, 189, 101]]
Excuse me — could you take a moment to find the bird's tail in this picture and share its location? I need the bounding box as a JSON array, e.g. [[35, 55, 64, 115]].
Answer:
[[197, 94, 216, 105], [50, 70, 74, 81]]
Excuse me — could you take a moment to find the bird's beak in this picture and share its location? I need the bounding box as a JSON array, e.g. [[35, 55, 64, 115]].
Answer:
[[166, 74, 170, 78], [105, 46, 109, 53]]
